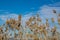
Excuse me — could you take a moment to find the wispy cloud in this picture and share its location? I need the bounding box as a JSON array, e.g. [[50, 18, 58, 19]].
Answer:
[[49, 2, 60, 7], [38, 5, 60, 18], [0, 14, 18, 21], [0, 2, 60, 29]]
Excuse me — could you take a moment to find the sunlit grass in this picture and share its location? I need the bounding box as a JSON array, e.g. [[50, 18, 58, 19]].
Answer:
[[0, 10, 60, 40]]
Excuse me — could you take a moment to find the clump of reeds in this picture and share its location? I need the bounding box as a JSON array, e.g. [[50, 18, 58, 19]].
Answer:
[[0, 10, 60, 40]]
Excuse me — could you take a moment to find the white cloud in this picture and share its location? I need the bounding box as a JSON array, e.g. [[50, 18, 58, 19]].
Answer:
[[0, 14, 18, 21], [49, 2, 60, 7], [38, 5, 60, 18]]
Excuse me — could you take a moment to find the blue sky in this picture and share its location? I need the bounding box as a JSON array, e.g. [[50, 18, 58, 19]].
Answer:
[[0, 0, 60, 14]]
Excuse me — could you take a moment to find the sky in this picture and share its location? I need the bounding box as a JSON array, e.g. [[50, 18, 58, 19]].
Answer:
[[0, 0, 60, 14], [0, 0, 60, 24], [0, 0, 60, 21], [0, 0, 60, 36]]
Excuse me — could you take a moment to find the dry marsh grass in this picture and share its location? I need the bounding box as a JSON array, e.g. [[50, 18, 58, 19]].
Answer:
[[0, 10, 60, 40]]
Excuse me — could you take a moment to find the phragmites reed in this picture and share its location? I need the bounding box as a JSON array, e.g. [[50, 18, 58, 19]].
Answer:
[[26, 21, 31, 26], [51, 18, 55, 23], [37, 17, 41, 22], [46, 18, 48, 22], [18, 15, 22, 21], [6, 19, 10, 25], [58, 14, 60, 24], [46, 21, 49, 27], [0, 34, 3, 40], [29, 17, 34, 22], [51, 26, 57, 36], [0, 10, 60, 40]]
